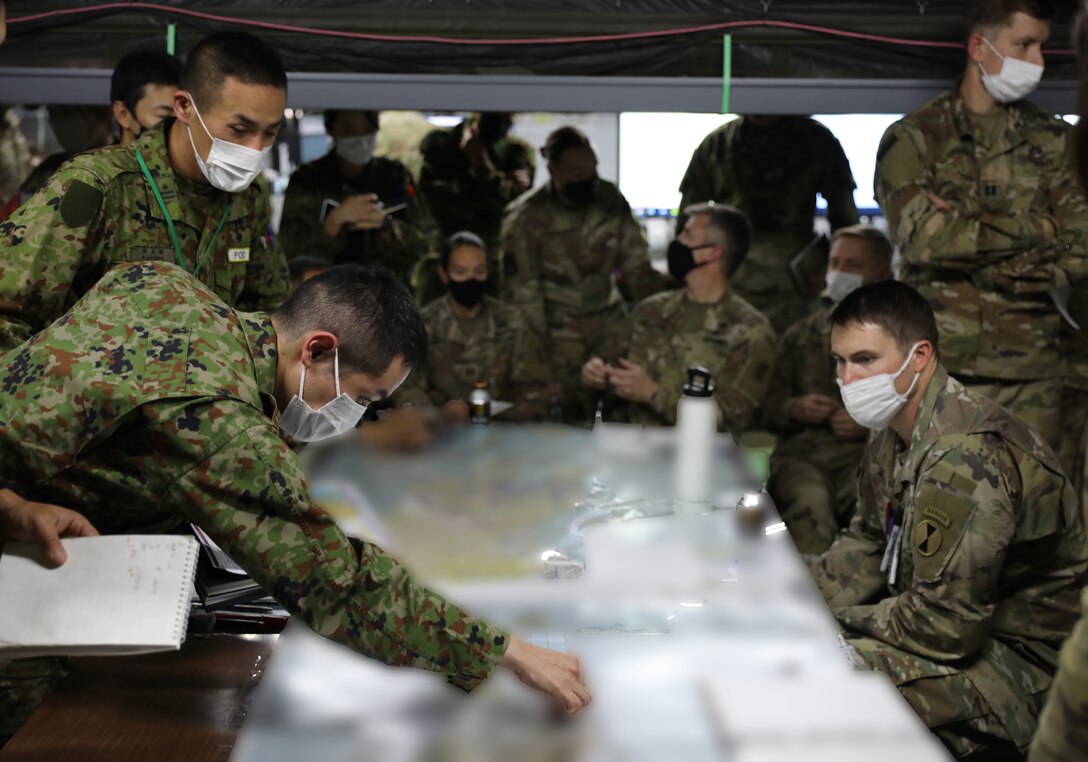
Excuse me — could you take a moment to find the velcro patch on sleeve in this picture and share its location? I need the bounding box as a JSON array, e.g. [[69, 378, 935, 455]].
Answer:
[[60, 179, 103, 228]]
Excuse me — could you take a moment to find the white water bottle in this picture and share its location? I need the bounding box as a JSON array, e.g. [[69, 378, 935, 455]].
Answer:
[[675, 367, 717, 503]]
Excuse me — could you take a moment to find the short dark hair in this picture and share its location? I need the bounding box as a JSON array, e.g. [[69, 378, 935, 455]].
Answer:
[[180, 31, 287, 109], [829, 280, 940, 356], [542, 126, 592, 165], [439, 230, 486, 270], [831, 224, 894, 269], [287, 256, 330, 284], [324, 109, 380, 134], [273, 265, 428, 376], [683, 202, 750, 276], [110, 50, 181, 112], [965, 0, 1053, 37]]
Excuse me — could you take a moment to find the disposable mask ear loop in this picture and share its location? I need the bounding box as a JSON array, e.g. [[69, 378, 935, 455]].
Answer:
[[189, 93, 212, 141], [298, 362, 308, 398], [895, 343, 923, 397], [333, 348, 342, 397]]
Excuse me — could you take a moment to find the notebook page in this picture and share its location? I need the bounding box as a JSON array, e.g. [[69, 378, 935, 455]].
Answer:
[[0, 535, 199, 657]]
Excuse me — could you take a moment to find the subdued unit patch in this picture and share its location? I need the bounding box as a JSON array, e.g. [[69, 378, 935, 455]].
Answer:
[[59, 180, 103, 228]]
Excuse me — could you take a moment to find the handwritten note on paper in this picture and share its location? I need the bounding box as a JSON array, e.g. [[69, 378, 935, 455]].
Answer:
[[0, 535, 199, 657]]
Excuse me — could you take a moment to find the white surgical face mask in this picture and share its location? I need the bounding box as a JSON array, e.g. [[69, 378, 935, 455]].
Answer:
[[978, 37, 1043, 104], [825, 269, 865, 303], [837, 342, 923, 431], [334, 134, 377, 166], [186, 93, 269, 192], [278, 347, 367, 443]]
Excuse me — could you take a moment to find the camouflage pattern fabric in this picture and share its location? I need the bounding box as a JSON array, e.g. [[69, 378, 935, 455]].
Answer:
[[763, 304, 866, 553], [808, 366, 1088, 756], [395, 294, 551, 421], [874, 91, 1088, 389], [0, 657, 68, 746], [0, 118, 289, 353], [276, 151, 440, 289], [0, 262, 508, 739], [678, 116, 859, 334], [499, 180, 665, 422], [615, 289, 776, 434], [1030, 588, 1088, 761], [954, 376, 1062, 454]]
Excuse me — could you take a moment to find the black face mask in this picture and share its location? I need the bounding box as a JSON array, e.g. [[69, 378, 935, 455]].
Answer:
[[448, 278, 487, 308], [561, 177, 597, 206], [666, 240, 714, 281]]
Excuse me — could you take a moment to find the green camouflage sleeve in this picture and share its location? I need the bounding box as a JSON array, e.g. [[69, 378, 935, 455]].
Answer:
[[819, 134, 860, 232], [615, 204, 666, 302], [501, 311, 551, 421], [170, 408, 508, 689], [761, 319, 805, 434], [389, 188, 441, 289], [1030, 588, 1088, 761], [875, 123, 1054, 269], [0, 164, 107, 352], [237, 180, 289, 311], [806, 448, 886, 607], [275, 176, 342, 263], [394, 361, 439, 409], [834, 439, 1016, 661], [498, 209, 547, 336]]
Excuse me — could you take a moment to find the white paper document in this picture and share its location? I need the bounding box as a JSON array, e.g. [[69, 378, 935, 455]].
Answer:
[[0, 535, 199, 657]]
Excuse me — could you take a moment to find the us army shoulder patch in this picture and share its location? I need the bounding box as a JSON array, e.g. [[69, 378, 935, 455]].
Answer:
[[60, 179, 103, 227], [911, 481, 976, 582]]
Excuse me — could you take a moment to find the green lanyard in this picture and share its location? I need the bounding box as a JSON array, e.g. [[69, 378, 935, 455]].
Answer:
[[135, 148, 233, 278]]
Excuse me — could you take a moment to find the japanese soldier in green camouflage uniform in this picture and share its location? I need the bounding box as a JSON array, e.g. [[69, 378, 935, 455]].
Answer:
[[416, 113, 535, 303], [0, 31, 291, 353], [397, 231, 552, 423], [0, 261, 590, 743], [276, 109, 440, 290], [678, 115, 860, 335], [764, 225, 893, 554], [582, 203, 776, 433], [874, 0, 1088, 452], [807, 280, 1087, 759], [500, 126, 665, 423]]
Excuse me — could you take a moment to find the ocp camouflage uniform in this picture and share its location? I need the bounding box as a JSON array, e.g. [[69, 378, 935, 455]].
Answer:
[[616, 289, 776, 433], [678, 116, 859, 334], [416, 121, 535, 303], [0, 118, 289, 353], [762, 304, 865, 553], [808, 366, 1088, 758], [1030, 588, 1088, 761], [395, 294, 551, 421], [1058, 282, 1088, 514], [276, 151, 440, 289], [875, 91, 1088, 451], [500, 180, 665, 423], [0, 262, 509, 742]]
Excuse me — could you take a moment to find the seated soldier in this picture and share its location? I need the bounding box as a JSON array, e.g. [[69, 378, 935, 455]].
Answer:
[[764, 224, 893, 553], [808, 280, 1087, 759], [396, 231, 552, 423], [0, 261, 589, 742], [276, 109, 439, 288], [581, 203, 776, 434]]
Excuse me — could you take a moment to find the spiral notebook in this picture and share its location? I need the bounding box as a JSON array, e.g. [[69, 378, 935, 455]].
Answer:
[[0, 535, 200, 657]]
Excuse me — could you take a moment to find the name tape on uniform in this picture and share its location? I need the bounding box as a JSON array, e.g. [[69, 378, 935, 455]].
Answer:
[[227, 247, 251, 263]]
